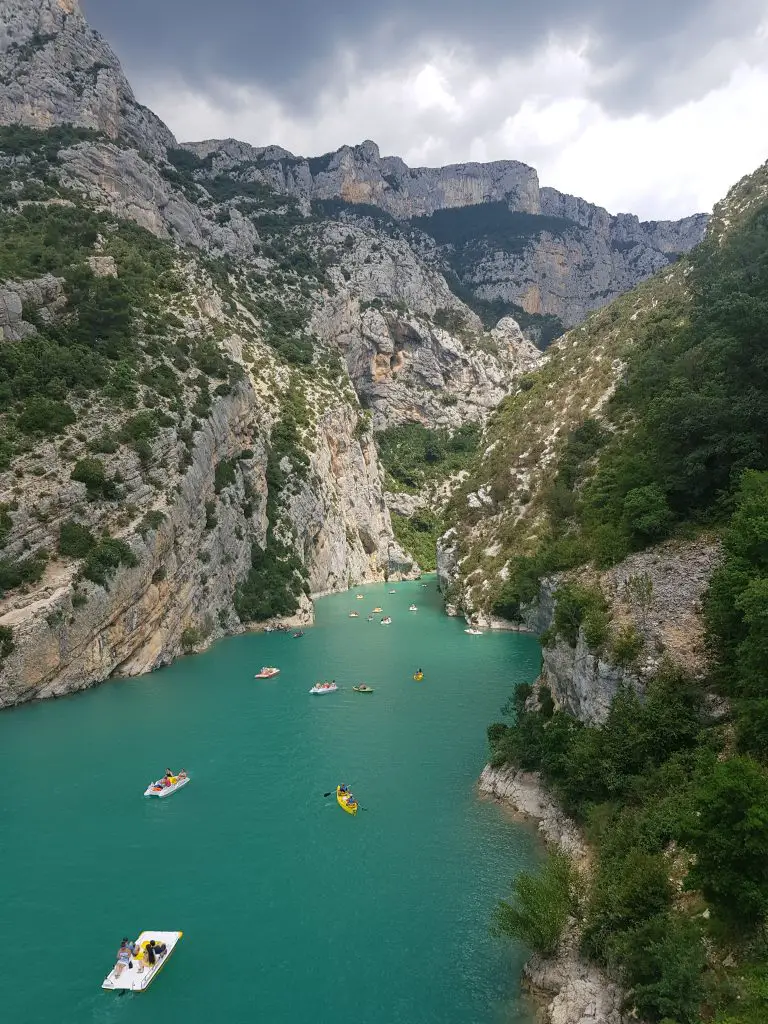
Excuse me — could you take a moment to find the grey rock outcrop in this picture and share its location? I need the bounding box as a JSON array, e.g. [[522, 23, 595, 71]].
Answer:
[[0, 0, 175, 158], [515, 539, 722, 726], [0, 273, 66, 341]]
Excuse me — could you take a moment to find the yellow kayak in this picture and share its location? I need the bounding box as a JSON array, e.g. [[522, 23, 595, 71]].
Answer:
[[336, 786, 358, 815], [413, 672, 423, 681]]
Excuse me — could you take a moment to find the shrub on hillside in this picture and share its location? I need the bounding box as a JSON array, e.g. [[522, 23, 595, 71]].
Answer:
[[59, 520, 96, 558], [493, 851, 575, 956]]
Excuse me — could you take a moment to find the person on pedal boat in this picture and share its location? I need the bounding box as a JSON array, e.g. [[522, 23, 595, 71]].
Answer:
[[114, 939, 133, 978]]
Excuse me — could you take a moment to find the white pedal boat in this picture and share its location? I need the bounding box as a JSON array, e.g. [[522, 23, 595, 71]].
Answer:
[[409, 605, 418, 611], [465, 628, 484, 635], [381, 617, 392, 625], [102, 930, 182, 991], [144, 774, 190, 798], [309, 683, 338, 694]]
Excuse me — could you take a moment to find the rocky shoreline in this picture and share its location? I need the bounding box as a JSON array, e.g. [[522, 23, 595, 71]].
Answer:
[[478, 764, 635, 1024]]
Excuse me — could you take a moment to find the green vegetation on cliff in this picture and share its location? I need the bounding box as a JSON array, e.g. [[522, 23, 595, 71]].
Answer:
[[485, 166, 768, 1024], [376, 423, 480, 491]]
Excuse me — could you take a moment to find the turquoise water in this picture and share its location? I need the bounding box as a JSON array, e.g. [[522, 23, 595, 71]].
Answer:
[[1, 578, 542, 1024]]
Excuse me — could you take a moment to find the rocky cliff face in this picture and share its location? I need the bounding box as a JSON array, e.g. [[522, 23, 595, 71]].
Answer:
[[0, 264, 406, 707], [0, 0, 174, 158], [0, 1, 544, 706], [183, 137, 708, 330], [184, 137, 541, 220]]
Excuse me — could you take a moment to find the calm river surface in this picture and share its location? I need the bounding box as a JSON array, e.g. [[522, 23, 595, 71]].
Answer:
[[1, 577, 541, 1024]]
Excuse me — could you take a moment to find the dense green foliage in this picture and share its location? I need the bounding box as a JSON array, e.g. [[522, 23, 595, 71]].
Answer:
[[81, 538, 138, 587], [376, 423, 481, 491], [412, 203, 579, 258], [493, 851, 575, 956], [705, 471, 768, 757], [0, 623, 14, 662], [390, 510, 440, 571], [58, 520, 96, 558], [234, 402, 310, 622], [0, 551, 47, 594]]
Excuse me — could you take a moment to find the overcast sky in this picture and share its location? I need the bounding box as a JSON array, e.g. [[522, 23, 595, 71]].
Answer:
[[82, 0, 768, 220]]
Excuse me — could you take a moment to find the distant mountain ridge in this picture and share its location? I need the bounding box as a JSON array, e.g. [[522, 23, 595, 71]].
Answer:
[[182, 137, 709, 330]]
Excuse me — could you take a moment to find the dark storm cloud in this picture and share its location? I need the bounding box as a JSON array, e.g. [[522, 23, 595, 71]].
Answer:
[[82, 0, 765, 116]]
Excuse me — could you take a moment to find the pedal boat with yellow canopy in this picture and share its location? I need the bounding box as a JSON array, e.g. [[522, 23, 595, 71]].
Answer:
[[102, 930, 183, 991]]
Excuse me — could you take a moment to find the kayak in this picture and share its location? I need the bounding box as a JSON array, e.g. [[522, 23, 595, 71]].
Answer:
[[255, 666, 280, 678], [144, 774, 190, 798], [353, 685, 374, 693], [102, 931, 182, 991], [413, 673, 424, 681], [336, 786, 358, 815], [309, 683, 338, 694], [464, 628, 484, 635]]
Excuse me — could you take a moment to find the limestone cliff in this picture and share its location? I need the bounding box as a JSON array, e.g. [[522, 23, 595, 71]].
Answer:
[[182, 137, 707, 330], [0, 0, 174, 158], [0, 263, 406, 707]]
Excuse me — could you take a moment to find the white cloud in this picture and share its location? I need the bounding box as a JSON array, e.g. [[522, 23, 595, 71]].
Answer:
[[139, 27, 768, 220]]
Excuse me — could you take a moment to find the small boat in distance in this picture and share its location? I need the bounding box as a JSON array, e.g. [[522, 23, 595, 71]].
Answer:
[[102, 931, 182, 991], [356, 594, 364, 599], [293, 631, 304, 638], [388, 589, 397, 594], [409, 604, 418, 612], [373, 606, 383, 613], [349, 612, 360, 618], [337, 785, 358, 815], [144, 771, 190, 798], [413, 672, 424, 681], [310, 682, 338, 694], [381, 617, 392, 625], [464, 628, 483, 635], [353, 684, 374, 693], [255, 666, 280, 678]]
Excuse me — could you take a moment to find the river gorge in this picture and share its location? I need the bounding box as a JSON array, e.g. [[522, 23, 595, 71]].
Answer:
[[1, 578, 543, 1024]]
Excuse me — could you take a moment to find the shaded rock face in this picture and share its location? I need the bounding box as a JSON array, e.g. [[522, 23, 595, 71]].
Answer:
[[0, 0, 174, 158], [462, 210, 708, 327]]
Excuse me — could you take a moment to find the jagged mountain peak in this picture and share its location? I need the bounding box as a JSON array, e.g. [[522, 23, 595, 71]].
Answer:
[[0, 0, 175, 158]]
